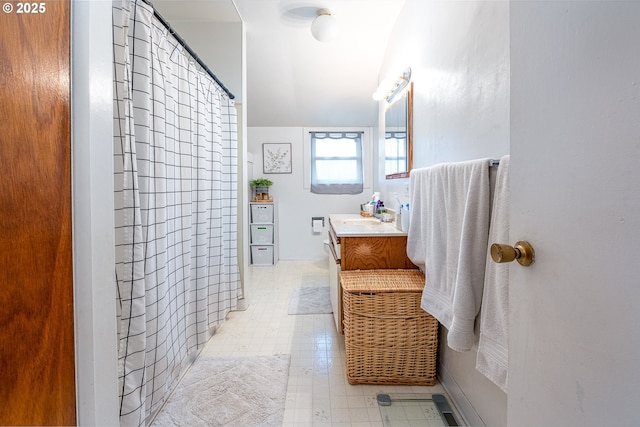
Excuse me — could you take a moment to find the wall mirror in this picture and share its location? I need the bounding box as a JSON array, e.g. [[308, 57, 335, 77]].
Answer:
[[384, 79, 413, 179]]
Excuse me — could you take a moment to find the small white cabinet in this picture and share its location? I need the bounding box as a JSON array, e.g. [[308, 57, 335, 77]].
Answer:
[[249, 202, 278, 265]]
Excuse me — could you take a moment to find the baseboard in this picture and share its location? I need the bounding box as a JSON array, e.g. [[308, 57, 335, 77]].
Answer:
[[438, 362, 485, 427]]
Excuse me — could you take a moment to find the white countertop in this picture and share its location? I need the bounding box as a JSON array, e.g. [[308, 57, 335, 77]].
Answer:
[[329, 214, 408, 237]]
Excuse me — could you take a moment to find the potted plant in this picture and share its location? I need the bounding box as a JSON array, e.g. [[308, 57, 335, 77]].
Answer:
[[250, 178, 273, 201]]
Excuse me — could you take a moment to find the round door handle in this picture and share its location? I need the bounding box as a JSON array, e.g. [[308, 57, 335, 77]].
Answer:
[[490, 241, 535, 266]]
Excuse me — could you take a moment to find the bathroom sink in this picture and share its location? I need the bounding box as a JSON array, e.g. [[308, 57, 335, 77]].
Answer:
[[329, 214, 405, 236], [332, 216, 381, 225]]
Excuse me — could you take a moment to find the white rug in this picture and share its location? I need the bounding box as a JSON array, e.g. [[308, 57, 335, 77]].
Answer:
[[151, 354, 290, 427], [287, 286, 333, 315]]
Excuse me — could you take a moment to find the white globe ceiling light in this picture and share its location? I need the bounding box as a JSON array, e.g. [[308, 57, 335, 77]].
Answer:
[[311, 8, 338, 42]]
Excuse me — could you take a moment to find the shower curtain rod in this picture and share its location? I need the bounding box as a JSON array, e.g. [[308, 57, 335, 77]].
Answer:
[[141, 0, 235, 100]]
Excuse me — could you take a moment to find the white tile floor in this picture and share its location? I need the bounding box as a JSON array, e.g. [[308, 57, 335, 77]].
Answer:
[[199, 259, 450, 427]]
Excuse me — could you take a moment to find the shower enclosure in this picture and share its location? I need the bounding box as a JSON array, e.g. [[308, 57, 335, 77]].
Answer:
[[112, 1, 241, 425]]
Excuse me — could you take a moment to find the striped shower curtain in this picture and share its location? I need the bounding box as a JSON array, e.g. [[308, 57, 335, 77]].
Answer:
[[112, 1, 241, 425]]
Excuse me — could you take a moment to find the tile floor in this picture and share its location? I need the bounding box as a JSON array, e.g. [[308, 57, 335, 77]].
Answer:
[[199, 259, 452, 427]]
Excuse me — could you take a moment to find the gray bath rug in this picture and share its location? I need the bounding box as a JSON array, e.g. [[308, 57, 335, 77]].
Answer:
[[150, 354, 290, 427], [287, 286, 332, 315]]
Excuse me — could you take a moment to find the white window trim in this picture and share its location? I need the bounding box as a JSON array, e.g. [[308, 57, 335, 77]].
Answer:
[[302, 127, 373, 192]]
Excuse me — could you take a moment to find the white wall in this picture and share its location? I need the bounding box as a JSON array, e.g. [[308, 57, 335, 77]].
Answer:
[[376, 1, 510, 426], [376, 0, 510, 207], [247, 127, 374, 260]]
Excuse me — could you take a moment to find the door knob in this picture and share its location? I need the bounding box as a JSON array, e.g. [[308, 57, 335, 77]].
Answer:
[[490, 241, 535, 266]]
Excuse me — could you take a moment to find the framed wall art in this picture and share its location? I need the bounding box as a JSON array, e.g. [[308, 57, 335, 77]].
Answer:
[[263, 143, 292, 174]]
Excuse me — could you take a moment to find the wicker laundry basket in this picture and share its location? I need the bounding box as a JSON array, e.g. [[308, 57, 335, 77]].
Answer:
[[340, 269, 438, 385]]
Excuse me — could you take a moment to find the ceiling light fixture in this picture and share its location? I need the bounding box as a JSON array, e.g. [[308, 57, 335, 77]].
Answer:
[[311, 8, 338, 42]]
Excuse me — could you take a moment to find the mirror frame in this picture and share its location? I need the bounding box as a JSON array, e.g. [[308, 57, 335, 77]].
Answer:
[[385, 82, 413, 180]]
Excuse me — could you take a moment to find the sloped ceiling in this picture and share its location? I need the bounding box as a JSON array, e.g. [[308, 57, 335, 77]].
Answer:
[[152, 0, 405, 127]]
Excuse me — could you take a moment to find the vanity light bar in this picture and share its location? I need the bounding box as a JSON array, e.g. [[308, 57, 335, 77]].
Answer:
[[372, 67, 412, 102], [385, 67, 412, 104]]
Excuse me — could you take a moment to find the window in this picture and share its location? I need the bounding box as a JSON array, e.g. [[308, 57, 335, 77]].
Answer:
[[310, 131, 364, 194]]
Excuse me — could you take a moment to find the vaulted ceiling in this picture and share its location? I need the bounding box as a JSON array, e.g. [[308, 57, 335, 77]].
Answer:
[[152, 0, 405, 127]]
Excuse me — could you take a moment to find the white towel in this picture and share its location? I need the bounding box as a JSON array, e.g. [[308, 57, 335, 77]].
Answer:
[[407, 158, 491, 352], [476, 155, 510, 392]]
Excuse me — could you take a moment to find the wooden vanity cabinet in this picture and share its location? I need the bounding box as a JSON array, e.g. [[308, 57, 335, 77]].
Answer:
[[327, 216, 418, 334], [340, 236, 417, 271]]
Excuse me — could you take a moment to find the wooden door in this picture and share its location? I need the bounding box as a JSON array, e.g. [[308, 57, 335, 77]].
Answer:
[[0, 1, 76, 425], [509, 2, 640, 425]]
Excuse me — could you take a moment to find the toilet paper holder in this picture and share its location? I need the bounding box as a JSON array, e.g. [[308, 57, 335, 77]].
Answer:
[[311, 217, 325, 227]]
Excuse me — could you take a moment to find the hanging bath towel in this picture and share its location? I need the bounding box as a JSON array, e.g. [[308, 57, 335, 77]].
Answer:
[[476, 155, 510, 392], [407, 158, 491, 352]]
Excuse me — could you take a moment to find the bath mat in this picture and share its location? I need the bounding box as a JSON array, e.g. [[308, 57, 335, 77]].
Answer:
[[287, 286, 332, 315], [150, 354, 290, 427]]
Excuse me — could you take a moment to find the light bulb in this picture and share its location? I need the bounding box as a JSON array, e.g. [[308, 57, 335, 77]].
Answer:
[[311, 9, 337, 42]]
